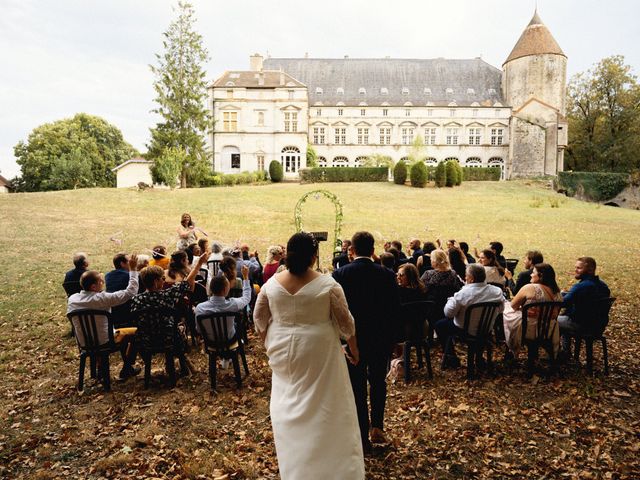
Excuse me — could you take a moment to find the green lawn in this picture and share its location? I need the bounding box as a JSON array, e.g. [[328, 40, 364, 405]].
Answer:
[[0, 181, 639, 479]]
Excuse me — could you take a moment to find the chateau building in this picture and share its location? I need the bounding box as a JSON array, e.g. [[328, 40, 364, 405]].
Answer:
[[209, 10, 567, 180]]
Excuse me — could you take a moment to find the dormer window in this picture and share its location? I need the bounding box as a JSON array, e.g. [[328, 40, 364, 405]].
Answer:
[[401, 87, 409, 95], [225, 81, 235, 87], [467, 88, 475, 95], [445, 87, 454, 94], [423, 88, 432, 95], [488, 88, 497, 95], [229, 73, 240, 79], [358, 87, 366, 95], [337, 87, 344, 95], [315, 87, 323, 95], [380, 87, 389, 95]]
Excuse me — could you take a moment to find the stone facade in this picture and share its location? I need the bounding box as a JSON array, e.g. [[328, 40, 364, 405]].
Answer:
[[209, 10, 566, 180]]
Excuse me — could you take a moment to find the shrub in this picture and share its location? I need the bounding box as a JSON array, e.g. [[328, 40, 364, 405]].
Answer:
[[454, 162, 463, 186], [299, 167, 388, 183], [462, 167, 501, 181], [221, 174, 237, 186], [410, 161, 428, 188], [445, 161, 457, 187], [269, 160, 283, 182], [255, 170, 268, 182], [557, 171, 629, 201], [393, 160, 408, 185], [434, 162, 446, 187]]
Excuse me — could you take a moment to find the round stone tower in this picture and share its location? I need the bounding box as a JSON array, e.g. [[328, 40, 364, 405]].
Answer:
[[503, 10, 567, 114]]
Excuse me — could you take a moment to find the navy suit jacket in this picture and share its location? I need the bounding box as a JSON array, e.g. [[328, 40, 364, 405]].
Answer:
[[333, 257, 400, 356], [105, 268, 130, 293]]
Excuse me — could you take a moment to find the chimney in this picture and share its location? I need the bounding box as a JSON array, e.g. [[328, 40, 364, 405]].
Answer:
[[250, 53, 263, 71]]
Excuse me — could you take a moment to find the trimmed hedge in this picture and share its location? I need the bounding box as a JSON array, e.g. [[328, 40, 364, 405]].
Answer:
[[269, 160, 283, 182], [410, 161, 428, 187], [300, 167, 388, 183], [462, 167, 501, 181], [445, 161, 456, 187], [454, 162, 463, 186], [201, 170, 268, 187], [393, 161, 408, 185], [557, 171, 629, 201]]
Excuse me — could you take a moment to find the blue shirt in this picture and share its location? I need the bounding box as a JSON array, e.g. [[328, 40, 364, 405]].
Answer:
[[194, 279, 251, 339], [562, 274, 610, 318]]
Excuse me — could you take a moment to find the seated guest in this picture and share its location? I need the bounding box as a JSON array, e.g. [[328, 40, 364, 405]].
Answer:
[[459, 242, 475, 264], [478, 249, 506, 286], [420, 249, 463, 320], [380, 252, 396, 273], [185, 242, 201, 268], [448, 245, 467, 279], [332, 239, 352, 270], [150, 245, 170, 270], [136, 254, 150, 271], [391, 240, 408, 261], [131, 254, 208, 376], [503, 263, 563, 357], [490, 241, 507, 269], [435, 264, 504, 368], [408, 238, 424, 265], [67, 254, 141, 379], [63, 252, 89, 296], [397, 263, 426, 304], [195, 264, 251, 340], [263, 246, 284, 284], [165, 250, 190, 284], [511, 250, 544, 296], [416, 241, 437, 275], [220, 255, 243, 291], [106, 253, 130, 292], [558, 257, 610, 354], [232, 247, 261, 282]]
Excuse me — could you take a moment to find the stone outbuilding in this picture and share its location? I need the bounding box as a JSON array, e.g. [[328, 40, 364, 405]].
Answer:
[[0, 174, 12, 193], [112, 158, 153, 188]]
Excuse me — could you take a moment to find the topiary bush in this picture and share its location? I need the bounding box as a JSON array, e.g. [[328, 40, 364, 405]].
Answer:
[[269, 160, 283, 182], [434, 162, 446, 187], [410, 161, 428, 188], [454, 162, 463, 186], [393, 160, 408, 185], [299, 167, 388, 183], [445, 161, 457, 187], [557, 171, 629, 201]]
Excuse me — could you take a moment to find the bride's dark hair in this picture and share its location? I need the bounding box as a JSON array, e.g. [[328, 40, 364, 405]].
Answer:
[[285, 232, 317, 275]]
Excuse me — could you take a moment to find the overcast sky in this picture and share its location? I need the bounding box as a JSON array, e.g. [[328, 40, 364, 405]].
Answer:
[[1, 0, 639, 179]]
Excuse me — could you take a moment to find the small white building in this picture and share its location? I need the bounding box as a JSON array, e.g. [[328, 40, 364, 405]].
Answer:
[[112, 158, 153, 188]]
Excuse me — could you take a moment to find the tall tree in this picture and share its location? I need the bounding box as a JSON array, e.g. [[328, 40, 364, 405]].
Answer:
[[13, 113, 138, 191], [148, 1, 212, 187], [567, 55, 640, 172]]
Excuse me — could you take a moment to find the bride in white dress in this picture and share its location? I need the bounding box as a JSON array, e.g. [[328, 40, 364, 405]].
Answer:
[[254, 233, 365, 480]]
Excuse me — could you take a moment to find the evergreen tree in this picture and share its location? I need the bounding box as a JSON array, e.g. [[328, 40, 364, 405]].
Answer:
[[147, 1, 212, 188], [269, 160, 283, 182], [410, 161, 427, 188], [434, 161, 446, 187], [393, 160, 408, 185], [445, 161, 456, 187]]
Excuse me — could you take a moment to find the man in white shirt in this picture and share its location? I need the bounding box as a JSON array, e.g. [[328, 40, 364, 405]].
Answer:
[[436, 264, 504, 368], [67, 254, 140, 379]]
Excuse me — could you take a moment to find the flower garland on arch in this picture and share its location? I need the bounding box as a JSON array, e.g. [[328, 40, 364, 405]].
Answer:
[[294, 189, 344, 251]]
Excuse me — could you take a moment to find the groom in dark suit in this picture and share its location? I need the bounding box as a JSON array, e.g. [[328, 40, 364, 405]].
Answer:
[[333, 231, 400, 452]]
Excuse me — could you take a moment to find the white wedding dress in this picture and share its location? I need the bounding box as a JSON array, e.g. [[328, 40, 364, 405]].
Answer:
[[254, 274, 364, 480]]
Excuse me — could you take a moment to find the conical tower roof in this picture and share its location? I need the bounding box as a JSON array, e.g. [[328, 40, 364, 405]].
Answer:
[[503, 10, 565, 65]]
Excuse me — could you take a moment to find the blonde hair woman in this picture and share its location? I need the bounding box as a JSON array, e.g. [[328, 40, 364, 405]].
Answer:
[[263, 245, 284, 284], [420, 249, 463, 319]]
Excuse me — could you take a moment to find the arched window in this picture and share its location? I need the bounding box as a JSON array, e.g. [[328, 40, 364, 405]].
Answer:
[[444, 157, 459, 163], [354, 156, 369, 168], [399, 156, 410, 164], [424, 157, 437, 166], [281, 146, 301, 173], [333, 156, 348, 168], [317, 156, 327, 167], [488, 157, 505, 179], [222, 145, 241, 170], [465, 157, 482, 167]]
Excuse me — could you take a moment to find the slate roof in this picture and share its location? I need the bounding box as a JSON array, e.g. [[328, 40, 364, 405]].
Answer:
[[504, 11, 565, 65], [263, 57, 504, 107], [212, 70, 305, 88]]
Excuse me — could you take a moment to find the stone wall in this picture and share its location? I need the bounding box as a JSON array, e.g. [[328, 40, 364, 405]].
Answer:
[[510, 117, 546, 177]]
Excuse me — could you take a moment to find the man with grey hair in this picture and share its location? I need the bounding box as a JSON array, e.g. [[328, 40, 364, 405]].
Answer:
[[435, 263, 504, 368]]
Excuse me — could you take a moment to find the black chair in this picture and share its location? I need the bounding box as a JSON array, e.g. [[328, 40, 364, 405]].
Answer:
[[568, 297, 616, 375], [505, 259, 519, 276], [400, 301, 434, 383], [67, 310, 121, 391], [196, 312, 249, 390], [207, 260, 221, 279], [449, 301, 502, 380], [521, 301, 564, 377], [134, 307, 185, 388], [62, 280, 81, 297], [229, 287, 251, 346], [426, 284, 460, 344], [197, 267, 209, 287]]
